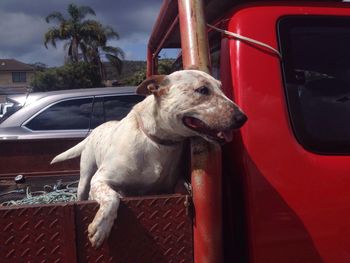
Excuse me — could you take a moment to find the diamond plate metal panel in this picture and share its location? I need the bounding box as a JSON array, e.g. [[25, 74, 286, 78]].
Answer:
[[75, 194, 193, 263], [0, 203, 76, 263], [0, 194, 193, 263]]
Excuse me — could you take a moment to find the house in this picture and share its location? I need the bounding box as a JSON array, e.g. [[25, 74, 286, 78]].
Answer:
[[0, 59, 35, 102]]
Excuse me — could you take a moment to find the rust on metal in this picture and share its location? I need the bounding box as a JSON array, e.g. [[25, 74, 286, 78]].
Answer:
[[0, 194, 193, 262], [0, 203, 77, 263], [0, 138, 81, 177], [191, 138, 223, 263], [147, 0, 179, 77], [178, 0, 223, 262], [76, 195, 193, 263], [178, 0, 211, 73]]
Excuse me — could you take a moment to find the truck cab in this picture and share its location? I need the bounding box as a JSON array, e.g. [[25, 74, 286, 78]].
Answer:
[[149, 1, 350, 262]]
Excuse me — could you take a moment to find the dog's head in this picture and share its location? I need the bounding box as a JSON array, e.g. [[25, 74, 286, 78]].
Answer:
[[137, 70, 247, 144]]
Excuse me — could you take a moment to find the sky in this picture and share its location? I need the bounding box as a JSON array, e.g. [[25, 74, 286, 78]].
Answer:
[[0, 0, 174, 67]]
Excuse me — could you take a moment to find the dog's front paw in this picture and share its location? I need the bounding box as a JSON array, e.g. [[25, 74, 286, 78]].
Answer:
[[88, 218, 114, 248]]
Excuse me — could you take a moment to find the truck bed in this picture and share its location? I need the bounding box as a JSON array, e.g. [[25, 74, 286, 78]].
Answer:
[[0, 173, 193, 262]]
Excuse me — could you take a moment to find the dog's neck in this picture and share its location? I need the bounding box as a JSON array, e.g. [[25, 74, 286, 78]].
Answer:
[[134, 97, 184, 146], [135, 113, 181, 146]]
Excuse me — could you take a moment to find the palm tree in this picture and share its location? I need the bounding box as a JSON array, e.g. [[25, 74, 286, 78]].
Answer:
[[82, 25, 125, 81], [44, 4, 98, 62], [44, 4, 125, 80]]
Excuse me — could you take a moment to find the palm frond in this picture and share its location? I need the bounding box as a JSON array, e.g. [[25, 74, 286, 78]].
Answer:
[[44, 28, 61, 48], [59, 21, 72, 39], [102, 46, 125, 59], [45, 12, 65, 24], [68, 4, 80, 21], [105, 53, 123, 75], [103, 26, 120, 40], [78, 6, 96, 18]]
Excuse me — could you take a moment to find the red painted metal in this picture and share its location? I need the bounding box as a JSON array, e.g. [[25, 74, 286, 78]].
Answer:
[[75, 195, 193, 262], [0, 203, 77, 262], [191, 139, 223, 263], [178, 0, 222, 262], [223, 3, 350, 263], [147, 0, 179, 77], [0, 194, 193, 262], [147, 47, 154, 77], [153, 16, 180, 60], [178, 0, 211, 73], [0, 138, 80, 177]]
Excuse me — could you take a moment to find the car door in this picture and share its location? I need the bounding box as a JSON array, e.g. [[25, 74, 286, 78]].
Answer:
[[0, 97, 94, 176], [21, 97, 93, 139], [90, 94, 144, 130]]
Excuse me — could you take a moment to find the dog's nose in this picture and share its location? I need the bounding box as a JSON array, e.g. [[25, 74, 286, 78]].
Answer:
[[232, 112, 248, 128]]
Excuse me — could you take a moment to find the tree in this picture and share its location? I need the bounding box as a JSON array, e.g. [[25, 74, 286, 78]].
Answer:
[[82, 25, 125, 81], [44, 4, 99, 63], [31, 62, 48, 72], [44, 4, 125, 80], [31, 62, 102, 92], [158, 59, 175, 75], [121, 59, 175, 86]]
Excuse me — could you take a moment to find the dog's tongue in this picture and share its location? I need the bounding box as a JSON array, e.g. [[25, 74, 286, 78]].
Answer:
[[217, 130, 233, 142]]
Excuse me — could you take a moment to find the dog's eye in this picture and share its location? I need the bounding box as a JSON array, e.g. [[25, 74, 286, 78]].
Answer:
[[195, 86, 210, 95]]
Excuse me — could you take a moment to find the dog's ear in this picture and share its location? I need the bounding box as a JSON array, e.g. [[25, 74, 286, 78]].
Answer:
[[136, 75, 168, 96]]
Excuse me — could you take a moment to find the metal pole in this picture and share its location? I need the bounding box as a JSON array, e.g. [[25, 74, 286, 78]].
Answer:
[[178, 0, 222, 262], [178, 0, 211, 73], [146, 47, 153, 77]]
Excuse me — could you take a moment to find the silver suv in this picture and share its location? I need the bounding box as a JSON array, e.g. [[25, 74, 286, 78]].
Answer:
[[0, 87, 144, 140]]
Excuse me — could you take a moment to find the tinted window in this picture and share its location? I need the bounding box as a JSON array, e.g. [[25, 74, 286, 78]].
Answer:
[[91, 97, 104, 128], [91, 95, 144, 128], [25, 98, 93, 130], [278, 16, 350, 154]]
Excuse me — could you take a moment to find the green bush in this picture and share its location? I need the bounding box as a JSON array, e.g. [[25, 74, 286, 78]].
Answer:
[[122, 70, 146, 86], [31, 62, 102, 92], [121, 59, 175, 86]]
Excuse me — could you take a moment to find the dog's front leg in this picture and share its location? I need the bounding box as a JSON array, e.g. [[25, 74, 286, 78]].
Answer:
[[88, 177, 121, 248]]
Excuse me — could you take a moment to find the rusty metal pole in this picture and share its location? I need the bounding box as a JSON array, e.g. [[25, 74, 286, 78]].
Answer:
[[178, 0, 211, 73], [178, 0, 223, 263], [146, 47, 153, 77]]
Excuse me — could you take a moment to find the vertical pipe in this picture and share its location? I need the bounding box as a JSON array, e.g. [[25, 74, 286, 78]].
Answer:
[[178, 0, 211, 73], [178, 0, 222, 262], [146, 47, 154, 78]]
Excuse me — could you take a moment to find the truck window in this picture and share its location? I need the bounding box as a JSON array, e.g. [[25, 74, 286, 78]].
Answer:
[[278, 16, 350, 154]]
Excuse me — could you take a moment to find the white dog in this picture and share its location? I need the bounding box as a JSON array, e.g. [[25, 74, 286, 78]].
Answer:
[[51, 70, 247, 248]]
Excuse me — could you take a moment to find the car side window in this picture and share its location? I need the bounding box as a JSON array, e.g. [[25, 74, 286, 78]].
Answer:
[[104, 95, 144, 122], [90, 95, 144, 129], [278, 16, 350, 154], [90, 97, 104, 128], [25, 98, 93, 130]]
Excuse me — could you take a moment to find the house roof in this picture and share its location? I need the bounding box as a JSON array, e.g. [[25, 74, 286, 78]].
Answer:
[[0, 59, 34, 72]]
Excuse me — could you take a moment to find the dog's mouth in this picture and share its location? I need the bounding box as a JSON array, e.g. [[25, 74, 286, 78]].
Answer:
[[182, 116, 233, 144]]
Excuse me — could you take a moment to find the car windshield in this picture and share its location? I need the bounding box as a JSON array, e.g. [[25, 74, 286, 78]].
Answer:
[[0, 99, 24, 124]]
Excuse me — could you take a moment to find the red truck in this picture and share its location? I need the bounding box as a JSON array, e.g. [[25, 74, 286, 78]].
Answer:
[[1, 0, 350, 262]]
